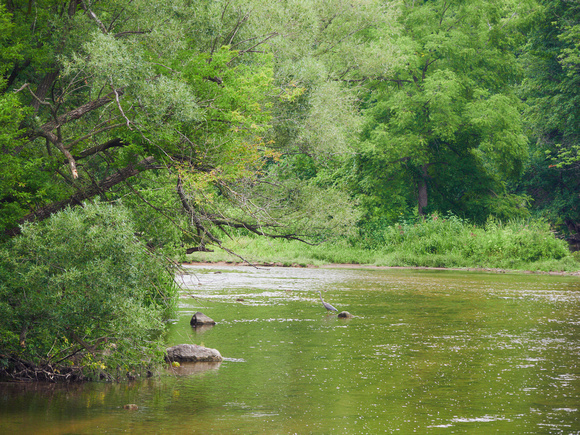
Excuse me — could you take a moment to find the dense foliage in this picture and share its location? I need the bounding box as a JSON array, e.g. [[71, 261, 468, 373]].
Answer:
[[0, 202, 177, 381], [195, 213, 575, 271], [518, 0, 580, 241], [1, 0, 578, 244], [0, 0, 362, 249], [1, 0, 580, 381], [355, 0, 531, 223]]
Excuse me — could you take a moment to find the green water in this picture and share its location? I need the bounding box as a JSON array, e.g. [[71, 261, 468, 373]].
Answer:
[[2, 266, 580, 434]]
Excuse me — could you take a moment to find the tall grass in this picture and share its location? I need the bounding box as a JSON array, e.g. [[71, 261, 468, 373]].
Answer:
[[364, 214, 576, 270], [185, 214, 580, 272]]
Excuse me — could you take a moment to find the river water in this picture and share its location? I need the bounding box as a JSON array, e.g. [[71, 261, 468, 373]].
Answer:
[[1, 265, 580, 433]]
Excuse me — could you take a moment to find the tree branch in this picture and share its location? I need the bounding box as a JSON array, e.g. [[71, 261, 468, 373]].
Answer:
[[36, 89, 122, 136], [42, 130, 79, 179], [67, 122, 125, 150], [227, 33, 279, 64], [75, 137, 126, 160], [112, 86, 132, 129], [80, 0, 108, 34]]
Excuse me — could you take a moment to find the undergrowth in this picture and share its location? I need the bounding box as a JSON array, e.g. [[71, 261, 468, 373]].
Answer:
[[186, 214, 580, 272]]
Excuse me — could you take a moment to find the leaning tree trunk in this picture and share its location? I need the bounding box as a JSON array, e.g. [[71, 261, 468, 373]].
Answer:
[[4, 156, 160, 237]]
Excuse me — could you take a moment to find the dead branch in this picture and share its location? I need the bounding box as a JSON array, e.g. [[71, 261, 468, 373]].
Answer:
[[37, 89, 123, 135], [80, 0, 108, 34]]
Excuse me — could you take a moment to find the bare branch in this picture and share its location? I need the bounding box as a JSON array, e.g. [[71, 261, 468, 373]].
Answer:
[[42, 130, 79, 179], [226, 12, 250, 46], [80, 0, 108, 34], [227, 32, 279, 64], [112, 86, 132, 129], [66, 122, 124, 150], [38, 89, 122, 135], [17, 82, 54, 109], [75, 137, 126, 160], [13, 83, 30, 93]]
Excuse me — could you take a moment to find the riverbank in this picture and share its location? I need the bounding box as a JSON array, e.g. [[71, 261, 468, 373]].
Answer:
[[183, 219, 580, 273], [183, 260, 580, 276]]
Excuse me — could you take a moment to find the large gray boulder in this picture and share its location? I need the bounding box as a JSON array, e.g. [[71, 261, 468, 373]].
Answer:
[[165, 344, 223, 363], [190, 312, 216, 326]]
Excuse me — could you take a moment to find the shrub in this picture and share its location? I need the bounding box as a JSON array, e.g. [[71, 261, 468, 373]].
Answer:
[[358, 213, 574, 270], [0, 202, 177, 381]]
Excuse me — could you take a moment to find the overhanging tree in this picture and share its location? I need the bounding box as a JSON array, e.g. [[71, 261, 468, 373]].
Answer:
[[1, 0, 370, 379], [2, 0, 355, 252]]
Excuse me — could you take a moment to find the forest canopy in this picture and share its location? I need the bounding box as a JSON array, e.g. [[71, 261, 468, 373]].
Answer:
[[2, 0, 579, 247]]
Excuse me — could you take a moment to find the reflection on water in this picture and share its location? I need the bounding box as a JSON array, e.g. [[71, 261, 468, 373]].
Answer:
[[2, 266, 580, 433], [166, 361, 222, 376]]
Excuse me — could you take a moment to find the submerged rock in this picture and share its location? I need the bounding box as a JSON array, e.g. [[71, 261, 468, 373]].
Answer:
[[167, 361, 222, 376], [190, 312, 216, 326], [192, 324, 215, 335], [338, 311, 354, 318], [165, 344, 223, 363]]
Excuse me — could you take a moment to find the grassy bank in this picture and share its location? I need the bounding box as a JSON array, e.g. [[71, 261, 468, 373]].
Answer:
[[185, 215, 580, 273]]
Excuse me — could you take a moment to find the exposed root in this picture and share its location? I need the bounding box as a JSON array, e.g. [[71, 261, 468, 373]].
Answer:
[[0, 355, 88, 382]]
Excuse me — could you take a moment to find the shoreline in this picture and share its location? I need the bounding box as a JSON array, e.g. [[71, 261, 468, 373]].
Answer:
[[182, 261, 580, 276]]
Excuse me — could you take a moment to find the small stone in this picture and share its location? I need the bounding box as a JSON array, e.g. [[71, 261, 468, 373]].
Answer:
[[190, 312, 216, 326], [338, 311, 353, 318]]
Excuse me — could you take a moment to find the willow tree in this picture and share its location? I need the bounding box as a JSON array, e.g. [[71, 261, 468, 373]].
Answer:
[[1, 0, 365, 253], [355, 0, 533, 223], [242, 0, 400, 232], [0, 0, 373, 380]]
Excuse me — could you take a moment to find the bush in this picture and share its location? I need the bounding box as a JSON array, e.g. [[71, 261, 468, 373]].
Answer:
[[0, 202, 178, 381], [186, 214, 578, 272], [374, 214, 573, 269]]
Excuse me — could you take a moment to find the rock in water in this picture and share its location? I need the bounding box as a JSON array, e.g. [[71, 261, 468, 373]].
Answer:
[[190, 312, 216, 326], [165, 344, 223, 363], [338, 311, 354, 318]]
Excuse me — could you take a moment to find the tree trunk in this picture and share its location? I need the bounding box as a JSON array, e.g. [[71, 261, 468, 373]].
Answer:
[[418, 164, 428, 215], [31, 70, 59, 112]]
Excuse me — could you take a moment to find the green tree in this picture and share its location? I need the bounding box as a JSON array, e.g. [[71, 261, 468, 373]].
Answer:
[[519, 0, 580, 240], [0, 0, 293, 250], [0, 4, 29, 231], [1, 0, 378, 251], [355, 0, 532, 223], [240, 0, 401, 240]]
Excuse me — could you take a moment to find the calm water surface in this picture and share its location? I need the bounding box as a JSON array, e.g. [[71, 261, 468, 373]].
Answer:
[[2, 266, 580, 434]]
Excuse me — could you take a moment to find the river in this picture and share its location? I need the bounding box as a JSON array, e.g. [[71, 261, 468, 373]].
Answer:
[[1, 265, 580, 433]]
